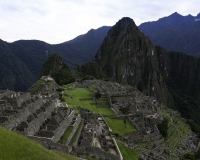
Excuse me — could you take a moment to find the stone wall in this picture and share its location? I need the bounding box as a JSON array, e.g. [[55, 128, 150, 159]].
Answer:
[[26, 101, 56, 136], [5, 92, 31, 107], [85, 146, 120, 160], [96, 101, 109, 107], [16, 92, 31, 106], [128, 117, 140, 130], [73, 121, 84, 147], [28, 136, 72, 153], [66, 114, 81, 145], [52, 110, 74, 143], [74, 146, 120, 160], [107, 92, 120, 115], [2, 98, 43, 130]]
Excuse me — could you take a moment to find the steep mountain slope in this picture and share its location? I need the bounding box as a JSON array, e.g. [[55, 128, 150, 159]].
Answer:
[[139, 12, 200, 56], [0, 39, 35, 91], [38, 53, 74, 85], [94, 17, 200, 129], [95, 17, 172, 106], [0, 26, 110, 91]]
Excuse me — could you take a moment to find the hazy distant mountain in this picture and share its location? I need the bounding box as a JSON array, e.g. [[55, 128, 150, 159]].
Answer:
[[139, 12, 200, 56], [0, 26, 110, 91]]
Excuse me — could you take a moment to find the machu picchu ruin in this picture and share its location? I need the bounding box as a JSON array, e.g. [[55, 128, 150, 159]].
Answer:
[[0, 78, 199, 160]]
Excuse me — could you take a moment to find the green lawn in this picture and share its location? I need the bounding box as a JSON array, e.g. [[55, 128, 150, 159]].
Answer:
[[0, 126, 78, 160], [80, 100, 115, 115], [135, 141, 150, 147], [116, 141, 139, 160], [63, 88, 91, 107], [104, 117, 137, 136], [58, 126, 73, 144], [63, 87, 115, 115]]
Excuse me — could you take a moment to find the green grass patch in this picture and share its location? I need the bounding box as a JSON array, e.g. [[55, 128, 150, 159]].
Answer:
[[135, 141, 150, 147], [63, 88, 91, 107], [0, 126, 78, 160], [63, 87, 115, 115], [116, 140, 139, 160], [69, 121, 83, 146], [58, 126, 73, 144], [104, 117, 136, 136], [89, 84, 97, 92]]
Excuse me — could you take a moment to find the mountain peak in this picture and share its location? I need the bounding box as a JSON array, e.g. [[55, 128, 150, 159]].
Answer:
[[38, 53, 74, 85], [115, 17, 137, 28], [170, 12, 182, 18], [196, 13, 200, 18]]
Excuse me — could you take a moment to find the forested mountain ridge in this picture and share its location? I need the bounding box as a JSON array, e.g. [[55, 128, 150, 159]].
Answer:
[[0, 26, 110, 91], [139, 12, 200, 56]]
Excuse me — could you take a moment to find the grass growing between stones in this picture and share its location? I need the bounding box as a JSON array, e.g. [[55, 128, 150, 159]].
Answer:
[[116, 140, 139, 160], [104, 117, 136, 136], [135, 141, 150, 147], [0, 126, 78, 160], [58, 126, 73, 144], [69, 121, 83, 146], [157, 106, 191, 159]]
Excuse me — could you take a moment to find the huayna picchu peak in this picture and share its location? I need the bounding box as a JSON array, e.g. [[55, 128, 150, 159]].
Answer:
[[95, 17, 171, 107]]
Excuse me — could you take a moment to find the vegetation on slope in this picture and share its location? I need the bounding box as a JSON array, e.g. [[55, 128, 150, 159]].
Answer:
[[116, 140, 139, 160], [74, 61, 104, 80], [0, 26, 110, 91], [38, 53, 75, 85], [0, 126, 77, 160], [28, 77, 59, 95]]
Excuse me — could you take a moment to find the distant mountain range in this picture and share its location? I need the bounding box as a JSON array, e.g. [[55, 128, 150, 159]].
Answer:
[[139, 12, 200, 56], [0, 26, 110, 91], [1, 12, 200, 92]]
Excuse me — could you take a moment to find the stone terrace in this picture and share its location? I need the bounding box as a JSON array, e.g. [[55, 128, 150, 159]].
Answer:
[[77, 107, 122, 160]]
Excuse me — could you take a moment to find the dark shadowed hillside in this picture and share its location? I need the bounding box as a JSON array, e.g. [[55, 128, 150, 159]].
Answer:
[[38, 53, 74, 85], [0, 26, 110, 91]]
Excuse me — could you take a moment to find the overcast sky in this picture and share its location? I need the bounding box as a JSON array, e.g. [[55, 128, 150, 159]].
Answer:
[[0, 0, 199, 44]]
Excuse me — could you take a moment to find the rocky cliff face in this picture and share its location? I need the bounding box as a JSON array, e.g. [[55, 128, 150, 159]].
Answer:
[[95, 17, 172, 106], [161, 50, 200, 123], [94, 17, 200, 126]]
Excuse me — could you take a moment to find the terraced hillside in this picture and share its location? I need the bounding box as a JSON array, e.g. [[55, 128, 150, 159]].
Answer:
[[157, 106, 198, 160]]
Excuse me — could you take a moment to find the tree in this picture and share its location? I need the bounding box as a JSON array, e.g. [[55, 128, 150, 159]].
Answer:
[[157, 118, 168, 138]]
